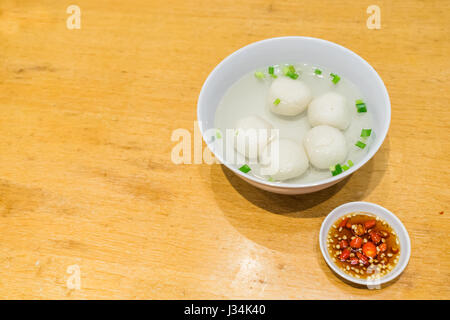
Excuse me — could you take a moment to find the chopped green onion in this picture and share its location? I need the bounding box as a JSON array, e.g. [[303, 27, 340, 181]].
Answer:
[[239, 164, 251, 173], [330, 73, 341, 84], [355, 99, 367, 113], [268, 177, 274, 182], [355, 141, 366, 149], [314, 68, 322, 75], [356, 105, 367, 113], [331, 160, 355, 175], [273, 98, 281, 105], [283, 65, 299, 79], [268, 66, 277, 78], [254, 71, 265, 79], [342, 159, 354, 171], [360, 129, 372, 138], [215, 130, 222, 139], [330, 163, 343, 176]]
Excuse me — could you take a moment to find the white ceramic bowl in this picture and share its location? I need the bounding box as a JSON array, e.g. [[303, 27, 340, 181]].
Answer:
[[197, 37, 390, 194], [319, 202, 411, 286]]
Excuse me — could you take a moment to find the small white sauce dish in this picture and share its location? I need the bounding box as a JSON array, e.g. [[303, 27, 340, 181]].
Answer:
[[319, 201, 411, 287]]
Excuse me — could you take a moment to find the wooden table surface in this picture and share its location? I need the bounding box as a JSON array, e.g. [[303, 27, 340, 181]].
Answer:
[[0, 0, 449, 300]]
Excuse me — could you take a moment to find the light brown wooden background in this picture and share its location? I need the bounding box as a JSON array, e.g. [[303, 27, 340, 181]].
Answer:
[[0, 0, 449, 299]]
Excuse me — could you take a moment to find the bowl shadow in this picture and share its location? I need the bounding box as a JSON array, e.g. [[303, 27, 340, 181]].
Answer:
[[217, 164, 350, 217]]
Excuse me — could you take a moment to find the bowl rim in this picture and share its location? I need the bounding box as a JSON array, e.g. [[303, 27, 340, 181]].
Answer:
[[319, 201, 411, 286], [197, 36, 391, 189]]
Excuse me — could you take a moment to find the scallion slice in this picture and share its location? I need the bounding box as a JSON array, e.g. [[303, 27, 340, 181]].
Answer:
[[355, 99, 367, 113], [314, 68, 322, 75], [330, 73, 341, 84], [330, 164, 343, 176], [355, 141, 366, 149], [239, 164, 251, 173], [268, 66, 274, 74], [268, 66, 277, 78], [273, 98, 281, 105], [283, 65, 299, 79], [215, 130, 222, 139], [254, 71, 265, 79], [268, 177, 274, 182], [360, 129, 372, 138], [331, 160, 354, 175], [342, 159, 354, 171]]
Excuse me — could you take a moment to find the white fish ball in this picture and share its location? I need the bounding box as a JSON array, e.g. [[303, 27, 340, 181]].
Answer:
[[308, 92, 350, 130], [234, 115, 274, 160], [267, 77, 312, 116], [260, 139, 309, 181], [303, 125, 347, 169]]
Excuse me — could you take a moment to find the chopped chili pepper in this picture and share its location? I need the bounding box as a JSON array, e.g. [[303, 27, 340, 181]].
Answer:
[[327, 213, 400, 279]]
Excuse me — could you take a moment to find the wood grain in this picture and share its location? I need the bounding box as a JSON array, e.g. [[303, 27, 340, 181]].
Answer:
[[0, 0, 449, 299]]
